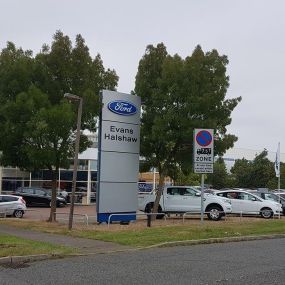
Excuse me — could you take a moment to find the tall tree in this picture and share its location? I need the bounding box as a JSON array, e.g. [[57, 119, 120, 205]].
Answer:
[[231, 150, 277, 189], [0, 31, 118, 222], [250, 150, 275, 188], [230, 158, 252, 188], [135, 43, 241, 214], [207, 158, 228, 189]]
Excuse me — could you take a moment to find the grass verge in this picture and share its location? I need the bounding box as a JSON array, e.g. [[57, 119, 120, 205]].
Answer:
[[0, 233, 76, 257], [1, 218, 285, 247]]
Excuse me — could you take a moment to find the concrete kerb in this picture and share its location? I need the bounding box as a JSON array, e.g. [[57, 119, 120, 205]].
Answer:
[[142, 233, 285, 249], [0, 253, 64, 266], [1, 233, 285, 266]]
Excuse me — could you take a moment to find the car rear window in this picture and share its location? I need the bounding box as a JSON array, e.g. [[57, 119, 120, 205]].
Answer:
[[2, 196, 18, 202]]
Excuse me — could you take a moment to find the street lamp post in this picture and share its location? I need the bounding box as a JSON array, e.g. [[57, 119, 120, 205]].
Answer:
[[64, 93, 83, 230]]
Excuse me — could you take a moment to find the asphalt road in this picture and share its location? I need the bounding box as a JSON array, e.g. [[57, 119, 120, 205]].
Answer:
[[1, 238, 285, 285]]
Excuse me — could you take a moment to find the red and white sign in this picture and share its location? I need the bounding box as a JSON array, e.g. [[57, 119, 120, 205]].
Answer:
[[193, 129, 214, 174]]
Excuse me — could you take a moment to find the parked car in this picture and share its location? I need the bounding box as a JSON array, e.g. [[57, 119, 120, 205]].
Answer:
[[14, 187, 66, 207], [215, 189, 282, 218], [248, 190, 285, 215], [0, 194, 26, 218], [138, 185, 232, 221], [273, 190, 285, 200]]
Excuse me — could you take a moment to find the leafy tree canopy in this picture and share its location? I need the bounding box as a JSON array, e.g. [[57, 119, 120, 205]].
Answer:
[[0, 31, 118, 221], [231, 150, 280, 189], [135, 43, 241, 182], [207, 158, 228, 189]]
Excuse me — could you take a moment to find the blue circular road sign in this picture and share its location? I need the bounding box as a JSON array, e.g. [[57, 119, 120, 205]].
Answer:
[[196, 130, 212, 147]]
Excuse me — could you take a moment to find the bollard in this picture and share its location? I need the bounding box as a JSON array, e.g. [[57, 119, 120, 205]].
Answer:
[[147, 214, 152, 227]]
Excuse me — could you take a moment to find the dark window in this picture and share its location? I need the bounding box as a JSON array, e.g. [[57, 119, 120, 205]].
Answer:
[[3, 196, 18, 202], [167, 188, 181, 195], [217, 192, 227, 198], [184, 188, 196, 196], [227, 192, 238, 199], [77, 171, 88, 181], [91, 171, 97, 181]]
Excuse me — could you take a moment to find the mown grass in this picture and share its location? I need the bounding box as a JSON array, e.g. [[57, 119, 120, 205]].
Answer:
[[1, 218, 285, 247], [0, 234, 76, 257], [73, 220, 285, 246]]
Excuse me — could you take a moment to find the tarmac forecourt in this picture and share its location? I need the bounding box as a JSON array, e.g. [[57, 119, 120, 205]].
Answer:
[[0, 212, 285, 265]]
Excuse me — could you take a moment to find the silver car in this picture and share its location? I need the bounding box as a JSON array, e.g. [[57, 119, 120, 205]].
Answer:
[[0, 194, 26, 218]]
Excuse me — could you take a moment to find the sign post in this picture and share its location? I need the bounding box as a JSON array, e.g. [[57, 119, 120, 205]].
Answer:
[[97, 90, 141, 224], [193, 129, 214, 223]]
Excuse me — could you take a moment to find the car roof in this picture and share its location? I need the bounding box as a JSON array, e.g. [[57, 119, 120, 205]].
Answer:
[[216, 189, 250, 192], [0, 194, 21, 198]]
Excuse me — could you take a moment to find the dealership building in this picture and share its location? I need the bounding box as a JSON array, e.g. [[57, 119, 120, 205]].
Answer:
[[0, 138, 284, 203]]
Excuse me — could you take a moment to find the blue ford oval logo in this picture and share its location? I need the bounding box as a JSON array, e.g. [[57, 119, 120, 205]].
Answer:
[[107, 100, 137, 116]]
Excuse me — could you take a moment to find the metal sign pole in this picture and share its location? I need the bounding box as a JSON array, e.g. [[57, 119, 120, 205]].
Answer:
[[278, 176, 281, 219], [201, 174, 205, 223]]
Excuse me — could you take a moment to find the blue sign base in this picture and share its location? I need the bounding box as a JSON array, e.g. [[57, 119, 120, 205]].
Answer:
[[97, 212, 136, 223]]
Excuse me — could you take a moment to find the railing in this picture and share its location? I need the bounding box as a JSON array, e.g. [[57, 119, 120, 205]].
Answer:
[[107, 212, 167, 228], [237, 210, 282, 221], [182, 211, 227, 223], [55, 212, 89, 226], [182, 210, 282, 223]]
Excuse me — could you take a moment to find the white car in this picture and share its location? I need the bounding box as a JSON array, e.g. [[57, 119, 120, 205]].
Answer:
[[139, 186, 232, 221], [215, 189, 282, 218], [0, 194, 26, 218]]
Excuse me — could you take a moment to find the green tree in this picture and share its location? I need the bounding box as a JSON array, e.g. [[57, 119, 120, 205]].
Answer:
[[250, 150, 275, 188], [135, 43, 241, 214], [0, 31, 118, 222], [207, 158, 228, 189], [230, 158, 253, 188], [175, 172, 200, 186], [231, 150, 277, 189]]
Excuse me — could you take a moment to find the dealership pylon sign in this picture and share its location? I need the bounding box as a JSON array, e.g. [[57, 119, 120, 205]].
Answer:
[[97, 90, 141, 223], [193, 129, 214, 174]]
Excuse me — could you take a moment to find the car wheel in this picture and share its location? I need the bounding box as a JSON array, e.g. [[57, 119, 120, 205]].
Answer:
[[13, 210, 24, 218], [207, 205, 223, 221], [260, 207, 273, 219]]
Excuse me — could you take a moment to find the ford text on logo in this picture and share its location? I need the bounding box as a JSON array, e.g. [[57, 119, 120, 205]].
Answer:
[[107, 100, 137, 116]]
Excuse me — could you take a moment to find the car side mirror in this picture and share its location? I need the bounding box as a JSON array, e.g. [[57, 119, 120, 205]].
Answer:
[[251, 198, 256, 201], [195, 192, 201, 197]]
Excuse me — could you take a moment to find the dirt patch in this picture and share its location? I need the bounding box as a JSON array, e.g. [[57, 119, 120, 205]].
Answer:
[[71, 215, 271, 232]]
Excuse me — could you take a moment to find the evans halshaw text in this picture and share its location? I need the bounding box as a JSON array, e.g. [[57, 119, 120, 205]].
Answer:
[[104, 126, 137, 142]]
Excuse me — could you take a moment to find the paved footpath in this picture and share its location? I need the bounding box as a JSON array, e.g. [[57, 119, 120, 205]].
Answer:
[[0, 224, 133, 255]]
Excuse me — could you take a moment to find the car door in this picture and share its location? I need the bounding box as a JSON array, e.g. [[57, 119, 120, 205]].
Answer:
[[218, 192, 240, 213], [2, 196, 17, 215], [236, 192, 261, 214], [164, 187, 184, 211], [35, 189, 49, 206], [181, 187, 201, 212], [0, 196, 7, 215]]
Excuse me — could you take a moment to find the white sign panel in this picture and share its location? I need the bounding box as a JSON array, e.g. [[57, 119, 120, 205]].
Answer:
[[193, 129, 214, 174], [97, 90, 141, 223], [100, 121, 140, 153]]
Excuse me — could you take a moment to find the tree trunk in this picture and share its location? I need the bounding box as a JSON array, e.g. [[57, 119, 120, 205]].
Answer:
[[48, 169, 58, 222], [152, 172, 165, 221]]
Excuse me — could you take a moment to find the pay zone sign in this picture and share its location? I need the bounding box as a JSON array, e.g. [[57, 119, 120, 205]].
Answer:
[[193, 129, 214, 174]]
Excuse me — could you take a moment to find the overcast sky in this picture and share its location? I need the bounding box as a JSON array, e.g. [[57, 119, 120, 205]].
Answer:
[[1, 0, 284, 153]]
